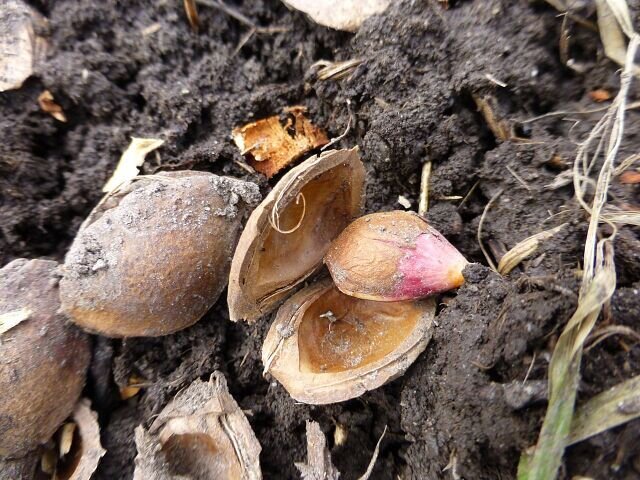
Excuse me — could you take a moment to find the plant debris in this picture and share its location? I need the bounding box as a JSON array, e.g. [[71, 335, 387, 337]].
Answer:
[[0, 0, 48, 92], [232, 107, 328, 178], [497, 223, 567, 275], [38, 90, 67, 122], [134, 372, 261, 480], [569, 374, 640, 446], [183, 0, 200, 32], [281, 0, 391, 32], [102, 138, 164, 193]]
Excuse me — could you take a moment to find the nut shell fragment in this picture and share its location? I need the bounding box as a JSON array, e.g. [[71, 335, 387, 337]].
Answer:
[[325, 211, 468, 301], [134, 372, 261, 480], [228, 148, 365, 323], [52, 399, 106, 480], [0, 1, 48, 91], [0, 259, 90, 459], [232, 107, 329, 178], [262, 279, 435, 404], [60, 171, 260, 337]]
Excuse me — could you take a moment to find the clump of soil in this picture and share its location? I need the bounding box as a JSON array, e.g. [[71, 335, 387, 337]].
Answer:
[[1, 1, 639, 479]]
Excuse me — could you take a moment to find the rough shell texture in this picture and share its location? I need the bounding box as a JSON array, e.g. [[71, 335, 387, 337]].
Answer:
[[282, 0, 391, 32], [0, 0, 48, 92], [228, 148, 365, 323], [133, 372, 262, 480], [0, 259, 91, 459], [324, 210, 468, 301], [262, 279, 435, 404], [60, 171, 260, 337]]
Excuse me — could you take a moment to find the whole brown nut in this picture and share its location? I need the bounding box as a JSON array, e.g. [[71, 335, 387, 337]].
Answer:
[[0, 259, 91, 459], [60, 172, 260, 337]]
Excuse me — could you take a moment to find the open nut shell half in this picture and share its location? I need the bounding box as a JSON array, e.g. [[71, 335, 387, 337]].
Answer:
[[228, 148, 365, 323], [262, 279, 435, 404], [134, 372, 261, 480]]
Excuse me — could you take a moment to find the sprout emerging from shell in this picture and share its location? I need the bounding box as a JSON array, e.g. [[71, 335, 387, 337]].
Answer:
[[0, 259, 91, 459], [228, 148, 365, 323], [134, 373, 261, 480], [60, 171, 260, 337], [324, 211, 468, 301], [262, 279, 435, 404]]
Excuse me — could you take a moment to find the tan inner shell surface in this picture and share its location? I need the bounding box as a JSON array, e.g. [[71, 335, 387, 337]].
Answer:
[[297, 287, 422, 373], [252, 164, 356, 301], [161, 433, 240, 479]]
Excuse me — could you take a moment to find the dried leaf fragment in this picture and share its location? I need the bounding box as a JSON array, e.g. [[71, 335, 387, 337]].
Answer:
[[102, 138, 164, 193], [134, 372, 262, 480], [38, 90, 67, 122], [232, 107, 328, 178], [0, 0, 48, 92], [282, 0, 391, 32]]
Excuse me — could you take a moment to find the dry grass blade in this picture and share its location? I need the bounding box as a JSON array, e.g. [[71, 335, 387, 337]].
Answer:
[[601, 210, 640, 226], [569, 374, 640, 445], [498, 223, 567, 275], [0, 308, 31, 336], [596, 0, 628, 66], [585, 324, 640, 351], [477, 189, 503, 272], [418, 161, 432, 217], [521, 31, 640, 480], [312, 58, 363, 81]]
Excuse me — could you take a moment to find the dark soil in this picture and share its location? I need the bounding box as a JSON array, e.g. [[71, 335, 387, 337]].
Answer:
[[1, 0, 640, 479]]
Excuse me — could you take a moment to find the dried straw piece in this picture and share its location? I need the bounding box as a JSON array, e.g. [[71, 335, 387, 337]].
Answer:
[[497, 223, 567, 275], [102, 138, 164, 193]]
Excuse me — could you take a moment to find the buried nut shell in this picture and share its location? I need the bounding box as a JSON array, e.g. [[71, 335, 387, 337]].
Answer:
[[134, 372, 261, 480], [262, 279, 435, 404], [60, 171, 260, 337], [0, 259, 91, 459], [228, 148, 365, 323], [324, 210, 468, 301]]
